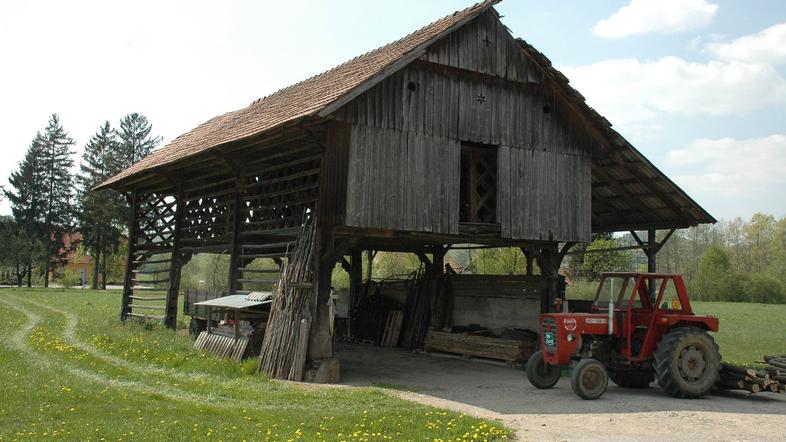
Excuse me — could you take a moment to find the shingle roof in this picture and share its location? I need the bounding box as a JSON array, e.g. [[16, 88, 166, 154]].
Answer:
[[96, 0, 500, 190]]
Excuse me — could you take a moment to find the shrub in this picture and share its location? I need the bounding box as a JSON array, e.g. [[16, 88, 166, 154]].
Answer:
[[59, 268, 82, 289]]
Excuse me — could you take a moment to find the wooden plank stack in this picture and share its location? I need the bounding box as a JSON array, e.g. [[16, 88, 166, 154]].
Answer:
[[423, 330, 537, 364], [716, 355, 786, 394]]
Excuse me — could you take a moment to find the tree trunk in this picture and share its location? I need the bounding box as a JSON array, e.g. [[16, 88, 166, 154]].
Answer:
[[26, 263, 32, 288], [44, 260, 50, 288], [92, 248, 100, 290]]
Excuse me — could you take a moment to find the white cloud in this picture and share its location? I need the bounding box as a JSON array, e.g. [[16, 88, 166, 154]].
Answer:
[[706, 23, 786, 65], [665, 135, 786, 218], [559, 57, 786, 138], [593, 0, 718, 39]]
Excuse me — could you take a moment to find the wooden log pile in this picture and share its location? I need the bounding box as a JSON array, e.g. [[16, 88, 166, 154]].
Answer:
[[257, 218, 316, 381], [716, 355, 786, 394], [423, 330, 537, 364]]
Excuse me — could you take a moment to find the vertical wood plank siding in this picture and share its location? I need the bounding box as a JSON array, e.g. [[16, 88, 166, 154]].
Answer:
[[346, 124, 460, 234], [335, 10, 592, 242]]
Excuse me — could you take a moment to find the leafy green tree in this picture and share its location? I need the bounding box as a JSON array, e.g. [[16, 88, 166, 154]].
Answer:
[[77, 122, 124, 289], [0, 216, 46, 286], [38, 114, 76, 287], [467, 248, 527, 275], [582, 238, 633, 279]]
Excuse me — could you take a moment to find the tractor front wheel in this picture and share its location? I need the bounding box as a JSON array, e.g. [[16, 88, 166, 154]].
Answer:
[[571, 359, 608, 400], [526, 350, 561, 389], [654, 326, 721, 399]]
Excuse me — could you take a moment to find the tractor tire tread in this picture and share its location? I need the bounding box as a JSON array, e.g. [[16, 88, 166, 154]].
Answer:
[[654, 326, 720, 399]]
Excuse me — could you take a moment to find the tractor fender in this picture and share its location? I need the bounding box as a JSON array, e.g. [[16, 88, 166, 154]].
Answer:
[[655, 315, 719, 332]]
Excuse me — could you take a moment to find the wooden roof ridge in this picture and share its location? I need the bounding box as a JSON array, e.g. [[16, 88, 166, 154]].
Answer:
[[96, 0, 501, 190], [513, 38, 716, 226]]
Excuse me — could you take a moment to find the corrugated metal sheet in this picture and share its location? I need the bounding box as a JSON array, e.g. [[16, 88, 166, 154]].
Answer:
[[195, 294, 270, 309]]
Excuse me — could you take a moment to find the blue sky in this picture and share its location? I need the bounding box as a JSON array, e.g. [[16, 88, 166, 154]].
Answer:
[[1, 0, 785, 221]]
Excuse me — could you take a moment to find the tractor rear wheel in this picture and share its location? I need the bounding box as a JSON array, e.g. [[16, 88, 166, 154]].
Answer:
[[610, 370, 654, 389], [571, 359, 608, 400], [654, 326, 721, 398], [526, 350, 561, 389]]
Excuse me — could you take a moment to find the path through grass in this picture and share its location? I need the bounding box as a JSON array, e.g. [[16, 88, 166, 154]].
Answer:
[[0, 289, 508, 441]]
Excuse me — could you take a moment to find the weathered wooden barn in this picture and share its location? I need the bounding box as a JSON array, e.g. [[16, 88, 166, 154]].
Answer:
[[96, 0, 714, 377]]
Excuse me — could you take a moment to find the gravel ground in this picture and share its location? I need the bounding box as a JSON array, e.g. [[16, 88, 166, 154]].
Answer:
[[337, 344, 786, 442]]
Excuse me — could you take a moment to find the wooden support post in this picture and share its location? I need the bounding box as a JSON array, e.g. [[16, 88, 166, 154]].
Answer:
[[234, 309, 240, 340], [120, 191, 138, 322], [164, 193, 185, 329], [308, 228, 335, 360], [532, 243, 573, 314], [349, 250, 362, 339], [647, 228, 657, 273], [227, 178, 244, 294], [524, 249, 534, 276], [366, 250, 377, 284]]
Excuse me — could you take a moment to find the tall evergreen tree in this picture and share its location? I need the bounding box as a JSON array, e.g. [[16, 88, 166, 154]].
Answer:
[[3, 134, 47, 286], [115, 113, 161, 170], [38, 114, 76, 287], [77, 122, 123, 289], [113, 112, 161, 231]]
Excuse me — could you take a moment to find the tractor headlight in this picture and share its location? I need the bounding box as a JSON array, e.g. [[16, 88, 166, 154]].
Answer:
[[567, 333, 576, 342]]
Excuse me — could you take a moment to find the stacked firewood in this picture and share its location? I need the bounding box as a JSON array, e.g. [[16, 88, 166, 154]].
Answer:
[[716, 355, 786, 394]]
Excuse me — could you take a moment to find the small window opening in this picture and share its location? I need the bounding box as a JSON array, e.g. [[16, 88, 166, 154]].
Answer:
[[407, 81, 418, 92], [542, 104, 552, 114], [460, 142, 498, 224]]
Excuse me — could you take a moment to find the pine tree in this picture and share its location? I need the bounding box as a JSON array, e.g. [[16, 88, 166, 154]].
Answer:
[[3, 135, 47, 286], [115, 113, 161, 170], [38, 114, 76, 287], [77, 122, 124, 289], [113, 112, 161, 233]]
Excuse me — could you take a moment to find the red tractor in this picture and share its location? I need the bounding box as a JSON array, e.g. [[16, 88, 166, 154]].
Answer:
[[526, 273, 721, 400]]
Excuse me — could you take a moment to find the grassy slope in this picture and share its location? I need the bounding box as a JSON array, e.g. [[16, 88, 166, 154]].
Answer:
[[0, 289, 508, 441]]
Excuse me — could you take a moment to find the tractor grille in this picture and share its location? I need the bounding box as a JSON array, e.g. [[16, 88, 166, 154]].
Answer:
[[542, 317, 557, 352]]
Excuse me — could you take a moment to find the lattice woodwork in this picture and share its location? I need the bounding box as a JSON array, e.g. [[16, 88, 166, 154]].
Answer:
[[460, 144, 497, 224]]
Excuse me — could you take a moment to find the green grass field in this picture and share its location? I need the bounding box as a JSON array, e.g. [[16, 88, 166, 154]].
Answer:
[[0, 289, 508, 441], [692, 301, 786, 366]]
